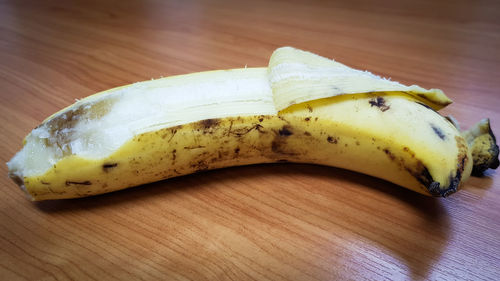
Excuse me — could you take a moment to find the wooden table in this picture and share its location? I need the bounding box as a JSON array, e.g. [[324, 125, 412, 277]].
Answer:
[[1, 0, 499, 280]]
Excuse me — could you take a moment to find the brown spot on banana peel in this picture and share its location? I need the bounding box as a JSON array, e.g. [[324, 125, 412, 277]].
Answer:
[[167, 128, 178, 142], [229, 124, 264, 137], [102, 163, 118, 172], [278, 125, 293, 136], [369, 97, 390, 112], [327, 136, 338, 144], [189, 156, 211, 172], [382, 148, 396, 161], [199, 118, 220, 129], [66, 181, 92, 186], [403, 146, 415, 158], [271, 126, 298, 156], [431, 124, 446, 140], [184, 145, 205, 150]]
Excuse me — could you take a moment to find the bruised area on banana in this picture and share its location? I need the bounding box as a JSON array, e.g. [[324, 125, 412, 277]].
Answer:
[[12, 92, 475, 200]]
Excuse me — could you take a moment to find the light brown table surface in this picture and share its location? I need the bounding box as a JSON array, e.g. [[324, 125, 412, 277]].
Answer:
[[1, 0, 499, 280]]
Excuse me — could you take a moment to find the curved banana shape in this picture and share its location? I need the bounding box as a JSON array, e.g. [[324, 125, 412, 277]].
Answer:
[[7, 47, 496, 200]]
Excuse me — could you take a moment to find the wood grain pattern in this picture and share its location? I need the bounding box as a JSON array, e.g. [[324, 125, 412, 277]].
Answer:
[[1, 0, 499, 280]]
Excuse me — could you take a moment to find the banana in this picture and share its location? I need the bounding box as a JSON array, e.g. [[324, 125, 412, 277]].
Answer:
[[7, 47, 497, 200]]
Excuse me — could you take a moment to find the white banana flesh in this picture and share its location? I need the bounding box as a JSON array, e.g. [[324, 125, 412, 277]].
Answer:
[[8, 47, 494, 201]]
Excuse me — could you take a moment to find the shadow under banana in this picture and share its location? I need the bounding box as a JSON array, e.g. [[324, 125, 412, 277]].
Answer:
[[35, 163, 455, 280]]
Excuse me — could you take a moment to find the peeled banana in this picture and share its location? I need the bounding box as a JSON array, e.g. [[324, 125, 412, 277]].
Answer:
[[7, 47, 498, 200]]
